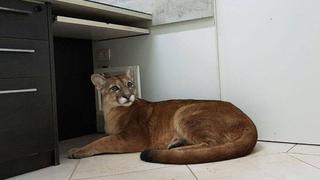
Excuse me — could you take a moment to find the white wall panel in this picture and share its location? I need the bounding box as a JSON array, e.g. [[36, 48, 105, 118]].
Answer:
[[217, 0, 320, 144]]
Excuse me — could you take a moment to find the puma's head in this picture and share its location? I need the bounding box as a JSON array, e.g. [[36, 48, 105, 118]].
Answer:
[[91, 70, 136, 107]]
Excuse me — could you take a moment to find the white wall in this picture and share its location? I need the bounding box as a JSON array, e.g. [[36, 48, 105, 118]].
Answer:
[[94, 17, 221, 101], [217, 0, 320, 144]]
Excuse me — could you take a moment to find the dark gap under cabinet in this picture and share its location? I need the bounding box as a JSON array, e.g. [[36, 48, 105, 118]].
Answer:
[[53, 37, 97, 141]]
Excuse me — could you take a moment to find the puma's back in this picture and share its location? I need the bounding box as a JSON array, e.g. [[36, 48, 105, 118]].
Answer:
[[139, 99, 258, 164]]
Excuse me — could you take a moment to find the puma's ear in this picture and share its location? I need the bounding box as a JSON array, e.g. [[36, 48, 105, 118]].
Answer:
[[91, 74, 106, 91], [126, 69, 133, 80]]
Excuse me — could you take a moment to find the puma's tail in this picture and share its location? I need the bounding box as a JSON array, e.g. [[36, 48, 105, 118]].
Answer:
[[140, 126, 257, 164]]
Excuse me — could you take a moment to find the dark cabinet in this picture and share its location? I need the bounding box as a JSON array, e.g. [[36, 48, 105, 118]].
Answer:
[[0, 0, 57, 179]]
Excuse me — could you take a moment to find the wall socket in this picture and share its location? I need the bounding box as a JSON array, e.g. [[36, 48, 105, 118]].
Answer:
[[95, 48, 111, 68]]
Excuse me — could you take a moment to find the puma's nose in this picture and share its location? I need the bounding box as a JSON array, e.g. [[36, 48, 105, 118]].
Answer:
[[122, 95, 130, 100]]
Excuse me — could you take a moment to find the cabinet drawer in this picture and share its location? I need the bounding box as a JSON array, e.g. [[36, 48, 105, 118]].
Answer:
[[0, 0, 48, 40], [0, 38, 50, 78], [0, 150, 54, 179], [0, 77, 54, 163]]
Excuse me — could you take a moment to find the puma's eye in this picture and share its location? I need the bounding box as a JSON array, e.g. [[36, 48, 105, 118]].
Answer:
[[110, 86, 120, 91], [127, 81, 134, 87]]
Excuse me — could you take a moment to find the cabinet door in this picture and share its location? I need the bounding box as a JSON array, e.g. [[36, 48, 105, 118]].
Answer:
[[0, 77, 54, 164], [0, 0, 48, 40], [0, 38, 51, 78]]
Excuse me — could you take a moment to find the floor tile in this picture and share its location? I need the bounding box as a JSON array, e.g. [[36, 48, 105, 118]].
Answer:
[[289, 144, 320, 155], [71, 153, 174, 179], [8, 158, 79, 180], [252, 141, 295, 156], [290, 154, 320, 169], [83, 166, 195, 180], [189, 153, 320, 180]]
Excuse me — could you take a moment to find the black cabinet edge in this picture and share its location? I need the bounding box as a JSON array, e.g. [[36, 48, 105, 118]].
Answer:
[[46, 2, 60, 166]]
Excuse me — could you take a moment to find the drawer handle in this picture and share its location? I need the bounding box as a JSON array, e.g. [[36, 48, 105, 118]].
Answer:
[[0, 48, 35, 53], [0, 6, 32, 14], [0, 88, 37, 95]]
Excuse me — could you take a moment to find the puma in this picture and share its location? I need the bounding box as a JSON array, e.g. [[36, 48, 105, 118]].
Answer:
[[68, 71, 258, 164]]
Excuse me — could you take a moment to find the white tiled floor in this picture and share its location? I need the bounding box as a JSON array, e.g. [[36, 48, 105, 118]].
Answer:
[[8, 135, 320, 180]]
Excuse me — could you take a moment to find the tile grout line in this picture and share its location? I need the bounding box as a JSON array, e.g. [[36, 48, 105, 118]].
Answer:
[[71, 166, 175, 180], [69, 160, 81, 180], [286, 144, 298, 153], [288, 152, 320, 156], [186, 165, 199, 180], [288, 154, 320, 171]]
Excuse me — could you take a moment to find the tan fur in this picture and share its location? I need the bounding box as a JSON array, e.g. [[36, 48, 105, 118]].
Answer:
[[68, 72, 258, 164]]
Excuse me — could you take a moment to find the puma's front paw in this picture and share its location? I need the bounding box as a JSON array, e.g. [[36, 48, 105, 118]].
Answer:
[[68, 148, 90, 159]]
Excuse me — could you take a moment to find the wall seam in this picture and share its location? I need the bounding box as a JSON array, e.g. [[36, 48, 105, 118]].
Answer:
[[214, 0, 223, 100]]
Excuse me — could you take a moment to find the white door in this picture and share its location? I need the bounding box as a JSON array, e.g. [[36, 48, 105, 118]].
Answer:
[[216, 0, 320, 144]]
